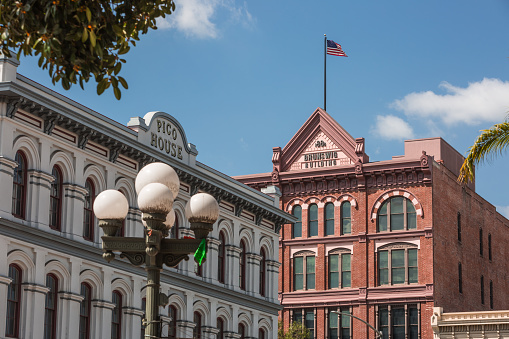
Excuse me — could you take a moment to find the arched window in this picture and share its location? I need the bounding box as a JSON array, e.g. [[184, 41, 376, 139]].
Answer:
[[292, 205, 302, 238], [193, 312, 202, 339], [83, 179, 95, 241], [44, 274, 58, 339], [6, 264, 22, 338], [79, 283, 92, 339], [258, 328, 265, 339], [111, 291, 122, 339], [377, 197, 416, 232], [217, 317, 224, 339], [341, 201, 351, 235], [49, 166, 63, 230], [218, 231, 226, 284], [259, 248, 266, 297], [239, 240, 246, 290], [238, 323, 245, 339], [308, 204, 318, 237], [324, 202, 335, 236], [169, 305, 177, 339], [12, 151, 27, 219]]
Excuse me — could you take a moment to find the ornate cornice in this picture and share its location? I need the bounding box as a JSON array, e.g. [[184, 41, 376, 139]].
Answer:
[[0, 91, 293, 231]]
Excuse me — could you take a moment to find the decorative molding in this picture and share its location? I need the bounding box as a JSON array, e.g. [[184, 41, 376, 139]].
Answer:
[[370, 189, 424, 221]]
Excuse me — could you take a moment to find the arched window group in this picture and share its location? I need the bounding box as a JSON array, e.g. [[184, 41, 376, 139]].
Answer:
[[291, 200, 353, 238]]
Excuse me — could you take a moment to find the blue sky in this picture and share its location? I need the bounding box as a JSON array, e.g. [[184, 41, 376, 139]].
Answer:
[[17, 0, 509, 216]]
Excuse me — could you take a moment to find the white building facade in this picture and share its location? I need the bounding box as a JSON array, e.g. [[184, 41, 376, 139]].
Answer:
[[0, 56, 290, 339]]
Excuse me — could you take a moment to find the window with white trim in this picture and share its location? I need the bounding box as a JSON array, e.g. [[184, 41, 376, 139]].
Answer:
[[294, 251, 315, 291], [328, 250, 351, 289], [378, 245, 418, 286]]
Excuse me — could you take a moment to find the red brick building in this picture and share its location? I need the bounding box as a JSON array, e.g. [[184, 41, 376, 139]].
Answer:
[[234, 108, 509, 339]]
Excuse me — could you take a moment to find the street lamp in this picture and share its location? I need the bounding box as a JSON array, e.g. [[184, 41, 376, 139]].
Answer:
[[330, 310, 384, 338], [93, 162, 219, 339]]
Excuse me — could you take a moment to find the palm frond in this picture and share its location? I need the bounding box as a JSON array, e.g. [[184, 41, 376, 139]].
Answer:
[[458, 122, 509, 183]]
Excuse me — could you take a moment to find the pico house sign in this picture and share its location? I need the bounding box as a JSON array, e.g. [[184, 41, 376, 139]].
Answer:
[[289, 131, 353, 171], [127, 111, 198, 166]]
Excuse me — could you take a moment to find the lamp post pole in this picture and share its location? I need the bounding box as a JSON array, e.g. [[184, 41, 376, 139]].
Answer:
[[330, 310, 383, 338], [94, 162, 218, 338]]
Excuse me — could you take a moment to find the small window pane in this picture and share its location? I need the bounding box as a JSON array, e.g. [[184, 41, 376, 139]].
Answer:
[[325, 203, 335, 236], [407, 212, 417, 229], [391, 197, 404, 213], [294, 257, 303, 274], [306, 256, 315, 289], [309, 204, 318, 237], [329, 254, 339, 289], [342, 272, 351, 288], [293, 206, 302, 238], [342, 202, 351, 218], [378, 215, 387, 232], [342, 219, 351, 234], [294, 275, 304, 291], [390, 214, 404, 230], [342, 253, 351, 271]]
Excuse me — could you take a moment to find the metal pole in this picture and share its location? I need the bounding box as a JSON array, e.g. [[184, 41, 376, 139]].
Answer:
[[145, 259, 161, 338], [331, 311, 383, 338], [324, 34, 327, 111]]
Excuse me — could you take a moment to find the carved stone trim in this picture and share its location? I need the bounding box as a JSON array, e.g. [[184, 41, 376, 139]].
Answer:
[[119, 252, 145, 266], [162, 253, 189, 268], [377, 242, 418, 251]]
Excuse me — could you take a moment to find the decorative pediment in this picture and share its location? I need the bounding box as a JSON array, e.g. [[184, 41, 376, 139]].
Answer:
[[278, 108, 369, 172], [288, 131, 353, 171]]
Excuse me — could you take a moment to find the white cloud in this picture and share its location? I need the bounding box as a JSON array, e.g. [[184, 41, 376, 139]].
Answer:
[[157, 0, 254, 39], [391, 78, 509, 125], [373, 115, 414, 140], [496, 205, 509, 219]]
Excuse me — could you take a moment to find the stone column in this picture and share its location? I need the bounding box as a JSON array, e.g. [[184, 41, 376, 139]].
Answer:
[[21, 283, 50, 339], [226, 245, 241, 291], [91, 300, 116, 339], [59, 292, 84, 338], [206, 238, 220, 284], [67, 257, 83, 338], [124, 306, 144, 339], [0, 275, 12, 336], [178, 320, 196, 339], [63, 183, 88, 241], [0, 156, 17, 217], [247, 253, 261, 297], [267, 260, 280, 302], [27, 169, 54, 228], [203, 326, 219, 339]]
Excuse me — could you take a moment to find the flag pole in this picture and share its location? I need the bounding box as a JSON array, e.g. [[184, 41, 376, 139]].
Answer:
[[324, 34, 327, 111]]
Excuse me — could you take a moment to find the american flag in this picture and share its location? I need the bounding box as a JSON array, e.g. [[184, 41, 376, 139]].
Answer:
[[327, 40, 348, 57]]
